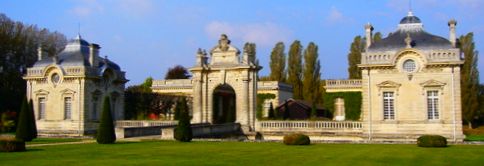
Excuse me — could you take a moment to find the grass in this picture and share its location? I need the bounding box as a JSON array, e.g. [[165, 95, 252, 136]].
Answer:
[[463, 125, 484, 141], [27, 138, 84, 145], [1, 141, 483, 165]]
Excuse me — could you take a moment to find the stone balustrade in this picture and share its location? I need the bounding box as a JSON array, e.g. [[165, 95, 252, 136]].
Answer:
[[152, 79, 193, 89], [324, 79, 362, 92], [256, 120, 362, 133], [115, 120, 177, 128]]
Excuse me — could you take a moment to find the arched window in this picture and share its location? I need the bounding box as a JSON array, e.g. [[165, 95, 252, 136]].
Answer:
[[402, 59, 416, 73]]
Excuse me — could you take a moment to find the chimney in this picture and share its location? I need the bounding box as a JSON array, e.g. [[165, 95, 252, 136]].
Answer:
[[448, 19, 457, 47], [365, 23, 374, 50], [89, 43, 100, 67], [37, 46, 43, 61]]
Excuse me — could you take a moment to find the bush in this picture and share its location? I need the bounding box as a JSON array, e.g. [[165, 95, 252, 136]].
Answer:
[[96, 96, 116, 144], [417, 135, 447, 147], [174, 97, 192, 142], [283, 133, 310, 145], [0, 137, 25, 152]]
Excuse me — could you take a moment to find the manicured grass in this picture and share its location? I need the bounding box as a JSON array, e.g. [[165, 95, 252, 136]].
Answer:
[[1, 141, 483, 165], [27, 138, 84, 145], [465, 135, 484, 141]]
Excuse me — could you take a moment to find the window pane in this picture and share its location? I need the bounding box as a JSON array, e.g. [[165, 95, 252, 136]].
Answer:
[[427, 91, 439, 119], [39, 97, 45, 119], [65, 97, 72, 119], [383, 92, 395, 120]]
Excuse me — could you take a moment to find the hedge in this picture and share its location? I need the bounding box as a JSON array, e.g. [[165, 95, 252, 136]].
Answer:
[[322, 92, 362, 120], [256, 93, 276, 119], [417, 135, 447, 147], [283, 133, 310, 145]]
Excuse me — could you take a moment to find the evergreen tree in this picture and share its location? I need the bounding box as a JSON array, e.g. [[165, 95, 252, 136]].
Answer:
[[269, 42, 286, 82], [459, 33, 480, 128], [28, 99, 37, 139], [174, 97, 192, 142], [97, 96, 116, 144], [373, 32, 382, 42], [165, 65, 191, 79], [302, 42, 321, 104], [244, 42, 256, 63], [287, 40, 304, 99], [347, 36, 364, 79], [268, 102, 274, 119], [15, 97, 33, 141], [283, 102, 290, 120]]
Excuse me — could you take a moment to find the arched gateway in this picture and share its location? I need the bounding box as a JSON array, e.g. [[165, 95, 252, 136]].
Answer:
[[190, 34, 261, 132]]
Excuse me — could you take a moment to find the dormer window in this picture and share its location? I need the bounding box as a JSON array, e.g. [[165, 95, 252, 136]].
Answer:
[[402, 59, 416, 73]]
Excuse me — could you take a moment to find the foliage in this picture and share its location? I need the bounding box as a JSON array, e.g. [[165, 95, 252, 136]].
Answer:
[[287, 40, 304, 99], [1, 142, 484, 165], [243, 42, 256, 64], [283, 102, 290, 120], [268, 103, 275, 119], [302, 42, 321, 104], [15, 97, 34, 142], [256, 93, 276, 119], [165, 65, 191, 79], [174, 97, 192, 142], [124, 77, 177, 120], [283, 133, 310, 145], [269, 42, 286, 82], [459, 33, 480, 128], [28, 99, 37, 139], [96, 96, 116, 144], [417, 135, 447, 147], [0, 137, 25, 152], [464, 135, 484, 141], [0, 13, 67, 117], [322, 92, 362, 120], [347, 36, 364, 79], [0, 111, 16, 133]]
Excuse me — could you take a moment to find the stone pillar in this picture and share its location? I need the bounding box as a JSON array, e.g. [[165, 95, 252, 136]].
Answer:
[[448, 19, 457, 48], [333, 97, 345, 121], [240, 78, 250, 132], [191, 78, 203, 123]]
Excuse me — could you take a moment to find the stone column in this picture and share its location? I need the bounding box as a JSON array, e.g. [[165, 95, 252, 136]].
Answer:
[[240, 78, 250, 132], [191, 78, 203, 123], [333, 98, 345, 121]]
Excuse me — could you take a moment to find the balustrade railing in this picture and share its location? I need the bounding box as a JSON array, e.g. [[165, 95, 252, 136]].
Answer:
[[257, 121, 362, 132], [116, 120, 177, 128]]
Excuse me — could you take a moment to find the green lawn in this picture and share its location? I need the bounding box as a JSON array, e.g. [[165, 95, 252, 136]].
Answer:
[[1, 141, 483, 165], [27, 138, 84, 145]]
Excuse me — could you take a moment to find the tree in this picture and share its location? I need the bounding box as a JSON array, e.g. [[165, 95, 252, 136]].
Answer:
[[373, 32, 382, 43], [302, 42, 321, 104], [164, 65, 191, 79], [287, 40, 304, 99], [15, 97, 34, 141], [244, 42, 256, 63], [347, 36, 364, 79], [0, 13, 67, 116], [268, 102, 274, 119], [174, 97, 192, 142], [97, 96, 116, 144], [459, 33, 480, 128], [28, 99, 37, 139], [283, 102, 290, 120], [479, 84, 484, 124], [269, 42, 286, 82]]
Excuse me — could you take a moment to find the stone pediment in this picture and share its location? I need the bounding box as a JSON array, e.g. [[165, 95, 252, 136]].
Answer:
[[60, 88, 76, 94], [377, 80, 402, 88], [420, 79, 446, 87], [34, 89, 50, 95]]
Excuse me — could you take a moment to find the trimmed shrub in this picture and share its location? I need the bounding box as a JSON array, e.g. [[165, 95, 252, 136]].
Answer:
[[283, 133, 310, 145], [0, 136, 25, 152], [96, 96, 116, 144], [16, 97, 34, 142], [417, 135, 447, 147], [28, 100, 38, 139], [174, 97, 192, 142]]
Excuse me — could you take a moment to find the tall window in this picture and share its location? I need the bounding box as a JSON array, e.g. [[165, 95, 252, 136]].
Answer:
[[92, 97, 98, 120], [427, 91, 439, 120], [64, 97, 72, 119], [383, 92, 395, 120], [39, 97, 46, 119]]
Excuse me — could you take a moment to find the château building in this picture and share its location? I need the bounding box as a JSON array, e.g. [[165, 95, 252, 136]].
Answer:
[[23, 35, 128, 136]]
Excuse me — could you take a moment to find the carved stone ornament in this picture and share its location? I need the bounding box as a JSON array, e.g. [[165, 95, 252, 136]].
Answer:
[[218, 34, 231, 52]]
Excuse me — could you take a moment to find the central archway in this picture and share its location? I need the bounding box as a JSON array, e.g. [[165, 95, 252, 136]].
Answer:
[[212, 84, 236, 124]]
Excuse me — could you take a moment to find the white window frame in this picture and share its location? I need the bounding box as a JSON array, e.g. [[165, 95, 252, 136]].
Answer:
[[38, 97, 46, 120], [64, 97, 72, 120], [383, 91, 395, 120], [427, 90, 439, 120]]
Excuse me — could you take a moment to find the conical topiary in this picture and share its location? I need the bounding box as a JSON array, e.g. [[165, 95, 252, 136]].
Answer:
[[28, 99, 37, 139], [16, 97, 32, 142], [174, 97, 192, 142], [96, 96, 116, 144]]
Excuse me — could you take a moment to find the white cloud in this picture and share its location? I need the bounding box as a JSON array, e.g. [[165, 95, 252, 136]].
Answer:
[[205, 21, 292, 47], [325, 6, 352, 25], [69, 0, 103, 17], [117, 0, 155, 17]]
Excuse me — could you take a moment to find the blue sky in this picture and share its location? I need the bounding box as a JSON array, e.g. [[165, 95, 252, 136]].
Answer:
[[1, 0, 483, 85]]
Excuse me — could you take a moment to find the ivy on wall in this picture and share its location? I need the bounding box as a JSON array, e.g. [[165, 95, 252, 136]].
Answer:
[[322, 92, 362, 120], [256, 93, 276, 119]]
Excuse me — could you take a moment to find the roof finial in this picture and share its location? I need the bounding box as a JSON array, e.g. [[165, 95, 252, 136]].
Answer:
[[408, 0, 413, 16], [405, 33, 412, 48]]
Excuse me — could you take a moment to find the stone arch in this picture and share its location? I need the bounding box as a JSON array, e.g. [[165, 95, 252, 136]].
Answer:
[[392, 48, 427, 73], [212, 84, 236, 124]]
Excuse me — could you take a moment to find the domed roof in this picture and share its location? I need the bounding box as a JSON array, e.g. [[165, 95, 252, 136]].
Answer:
[[400, 15, 421, 24]]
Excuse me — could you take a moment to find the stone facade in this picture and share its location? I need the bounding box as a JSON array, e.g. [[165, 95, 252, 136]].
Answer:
[[23, 35, 127, 136], [358, 12, 464, 141]]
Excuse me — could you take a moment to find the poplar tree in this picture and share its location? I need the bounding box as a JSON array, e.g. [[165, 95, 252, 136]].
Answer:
[[16, 97, 33, 141], [97, 96, 116, 144], [269, 42, 286, 82], [347, 36, 364, 79], [287, 40, 304, 99], [459, 33, 480, 128], [302, 42, 321, 104]]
